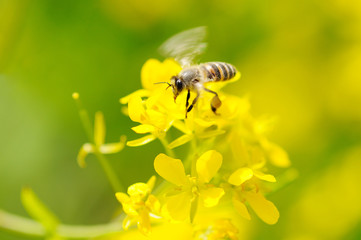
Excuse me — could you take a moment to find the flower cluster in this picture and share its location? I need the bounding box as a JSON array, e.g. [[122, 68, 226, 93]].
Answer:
[[115, 58, 291, 237]]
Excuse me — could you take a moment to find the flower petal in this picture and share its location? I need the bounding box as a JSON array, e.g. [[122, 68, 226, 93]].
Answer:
[[146, 176, 156, 192], [120, 89, 150, 104], [115, 192, 138, 216], [168, 134, 194, 149], [228, 167, 253, 186], [141, 58, 181, 91], [245, 191, 279, 225], [115, 192, 131, 205], [131, 124, 156, 134], [77, 143, 94, 168], [232, 196, 251, 220], [253, 170, 276, 182], [165, 191, 192, 221], [94, 112, 105, 146], [99, 136, 126, 154], [127, 134, 156, 147], [128, 95, 146, 123], [146, 108, 171, 130], [154, 154, 188, 186], [196, 150, 223, 183], [199, 187, 225, 208]]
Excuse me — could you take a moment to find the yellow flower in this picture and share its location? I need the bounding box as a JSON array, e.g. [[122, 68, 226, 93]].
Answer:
[[77, 111, 126, 168], [119, 57, 289, 229], [122, 58, 243, 148], [154, 150, 225, 222], [120, 58, 181, 104], [225, 139, 279, 224], [228, 145, 276, 186], [125, 94, 175, 147], [121, 59, 185, 147], [193, 219, 239, 240], [168, 94, 249, 149], [115, 176, 160, 235], [230, 181, 279, 225]]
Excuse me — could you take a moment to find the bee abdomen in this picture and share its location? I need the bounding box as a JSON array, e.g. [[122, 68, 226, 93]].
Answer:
[[201, 62, 237, 82]]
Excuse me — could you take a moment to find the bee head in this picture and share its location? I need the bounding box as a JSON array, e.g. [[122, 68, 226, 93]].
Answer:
[[170, 76, 184, 102]]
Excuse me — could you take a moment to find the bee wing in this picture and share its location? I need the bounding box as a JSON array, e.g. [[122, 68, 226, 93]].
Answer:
[[158, 26, 207, 67]]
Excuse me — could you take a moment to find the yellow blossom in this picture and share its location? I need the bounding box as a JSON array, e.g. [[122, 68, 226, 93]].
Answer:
[[77, 111, 126, 168], [122, 59, 184, 147], [229, 180, 279, 225], [226, 135, 280, 224], [119, 57, 289, 232], [120, 58, 181, 104], [122, 58, 243, 148], [125, 94, 175, 146], [115, 176, 160, 235], [228, 145, 276, 186], [154, 150, 225, 222]]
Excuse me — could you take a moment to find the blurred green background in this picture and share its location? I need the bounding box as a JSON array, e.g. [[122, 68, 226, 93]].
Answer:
[[1, 0, 361, 239]]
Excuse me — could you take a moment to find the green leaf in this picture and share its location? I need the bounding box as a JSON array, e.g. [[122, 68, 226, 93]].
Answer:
[[21, 187, 60, 235]]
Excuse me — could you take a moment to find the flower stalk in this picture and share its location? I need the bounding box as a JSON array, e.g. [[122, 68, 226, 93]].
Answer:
[[72, 92, 125, 193]]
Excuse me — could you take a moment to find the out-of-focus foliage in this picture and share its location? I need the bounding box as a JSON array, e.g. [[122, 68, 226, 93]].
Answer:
[[1, 0, 361, 239]]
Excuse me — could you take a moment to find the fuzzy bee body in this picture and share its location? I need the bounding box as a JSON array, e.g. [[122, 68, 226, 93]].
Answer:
[[201, 62, 237, 82], [158, 27, 238, 117], [175, 62, 237, 92]]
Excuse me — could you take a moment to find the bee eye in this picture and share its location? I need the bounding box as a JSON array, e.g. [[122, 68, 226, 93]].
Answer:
[[176, 79, 183, 90]]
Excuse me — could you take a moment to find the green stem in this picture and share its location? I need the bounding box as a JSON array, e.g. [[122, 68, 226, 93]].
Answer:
[[0, 209, 122, 239], [94, 150, 124, 193], [159, 137, 175, 158], [73, 93, 124, 193], [73, 94, 93, 141]]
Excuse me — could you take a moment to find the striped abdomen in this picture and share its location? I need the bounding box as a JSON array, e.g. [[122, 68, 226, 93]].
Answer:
[[201, 62, 237, 82]]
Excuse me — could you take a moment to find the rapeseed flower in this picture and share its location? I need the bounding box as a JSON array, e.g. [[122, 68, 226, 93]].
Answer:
[[115, 176, 160, 235], [122, 59, 184, 147], [121, 58, 244, 148], [230, 180, 280, 225], [154, 150, 225, 221], [116, 57, 291, 236]]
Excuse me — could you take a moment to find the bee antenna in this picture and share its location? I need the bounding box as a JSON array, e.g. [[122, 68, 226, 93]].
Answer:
[[154, 81, 171, 87]]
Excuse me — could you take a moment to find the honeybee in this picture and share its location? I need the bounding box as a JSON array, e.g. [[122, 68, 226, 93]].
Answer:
[[158, 26, 238, 118]]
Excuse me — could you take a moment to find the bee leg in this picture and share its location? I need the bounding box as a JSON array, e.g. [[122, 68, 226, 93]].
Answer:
[[185, 90, 191, 118], [186, 91, 199, 118], [186, 90, 191, 109], [204, 88, 221, 115]]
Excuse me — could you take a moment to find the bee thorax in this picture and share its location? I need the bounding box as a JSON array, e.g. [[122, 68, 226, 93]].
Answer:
[[179, 68, 201, 85]]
